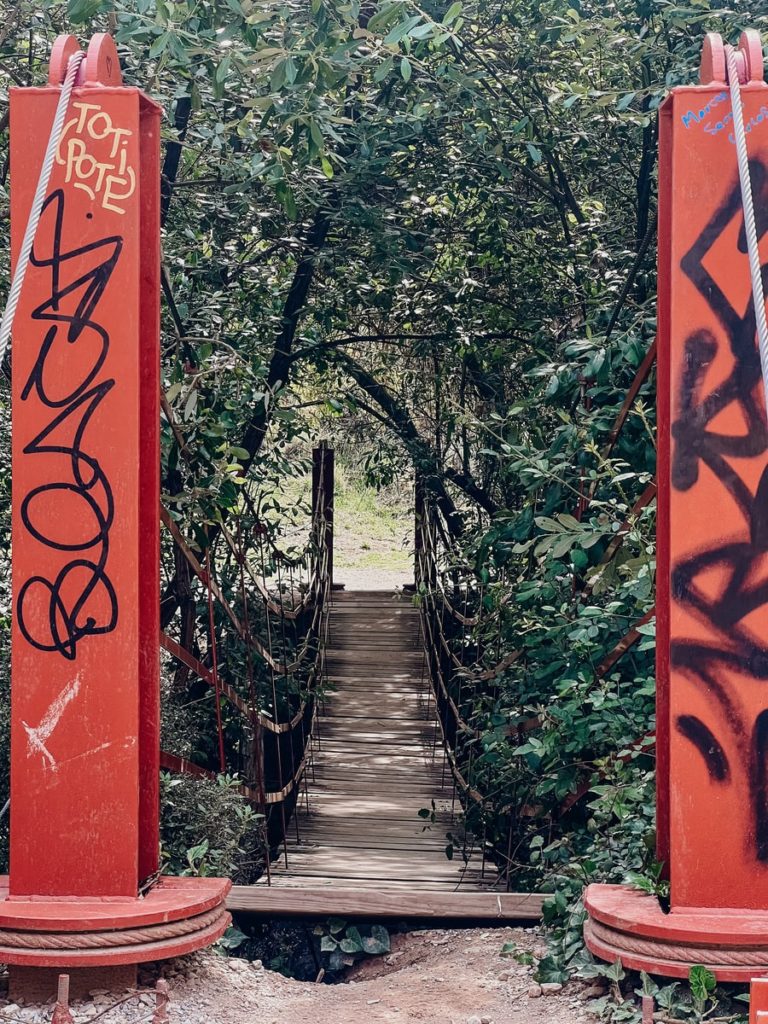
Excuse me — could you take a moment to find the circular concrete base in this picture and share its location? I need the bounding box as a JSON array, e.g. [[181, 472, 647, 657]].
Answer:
[[585, 883, 768, 981], [0, 876, 231, 967]]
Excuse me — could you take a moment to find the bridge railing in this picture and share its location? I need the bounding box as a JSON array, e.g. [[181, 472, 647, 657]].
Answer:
[[158, 452, 332, 876]]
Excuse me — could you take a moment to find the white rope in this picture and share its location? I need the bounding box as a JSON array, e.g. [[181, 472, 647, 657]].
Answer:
[[0, 50, 85, 368], [726, 45, 768, 421]]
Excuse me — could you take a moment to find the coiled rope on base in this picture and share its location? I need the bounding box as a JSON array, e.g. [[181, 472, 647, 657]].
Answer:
[[0, 49, 84, 366], [0, 905, 228, 950], [587, 918, 768, 968]]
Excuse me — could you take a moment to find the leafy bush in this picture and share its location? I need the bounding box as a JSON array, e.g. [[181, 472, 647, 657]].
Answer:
[[159, 772, 265, 883], [221, 916, 392, 981]]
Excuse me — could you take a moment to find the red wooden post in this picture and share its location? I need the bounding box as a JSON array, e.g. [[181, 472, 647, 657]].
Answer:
[[584, 30, 768, 979], [752, 978, 768, 1024], [0, 34, 229, 998], [312, 442, 334, 587], [414, 470, 425, 586]]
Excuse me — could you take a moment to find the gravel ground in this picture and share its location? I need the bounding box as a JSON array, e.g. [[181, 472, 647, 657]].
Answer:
[[0, 926, 603, 1024]]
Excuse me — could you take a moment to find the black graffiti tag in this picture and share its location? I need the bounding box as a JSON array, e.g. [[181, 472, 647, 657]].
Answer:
[[16, 189, 121, 661], [671, 159, 768, 859]]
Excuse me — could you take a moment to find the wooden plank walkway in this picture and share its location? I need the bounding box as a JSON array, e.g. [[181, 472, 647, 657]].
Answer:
[[240, 590, 543, 919]]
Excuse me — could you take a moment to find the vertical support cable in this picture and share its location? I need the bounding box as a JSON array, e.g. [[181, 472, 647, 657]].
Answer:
[[0, 51, 85, 364], [726, 45, 768, 420]]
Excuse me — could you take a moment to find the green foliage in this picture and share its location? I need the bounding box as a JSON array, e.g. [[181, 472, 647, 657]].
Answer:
[[1, 2, 767, 1014], [159, 772, 265, 882], [689, 966, 717, 1015], [314, 918, 391, 971]]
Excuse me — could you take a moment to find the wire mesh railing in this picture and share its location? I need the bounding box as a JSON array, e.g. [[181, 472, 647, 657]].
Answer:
[[157, 457, 332, 877]]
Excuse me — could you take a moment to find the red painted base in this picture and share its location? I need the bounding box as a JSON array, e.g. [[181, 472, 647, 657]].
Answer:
[[0, 876, 231, 967], [585, 884, 768, 981]]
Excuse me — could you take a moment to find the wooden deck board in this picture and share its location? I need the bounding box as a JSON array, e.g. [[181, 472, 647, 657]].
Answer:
[[246, 590, 541, 919]]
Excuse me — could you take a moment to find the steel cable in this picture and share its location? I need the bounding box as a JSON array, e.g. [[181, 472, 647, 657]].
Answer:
[[726, 45, 768, 420], [0, 50, 85, 365]]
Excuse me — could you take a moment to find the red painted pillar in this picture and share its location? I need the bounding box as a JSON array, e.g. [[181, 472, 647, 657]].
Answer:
[[0, 34, 229, 994], [10, 32, 155, 900], [584, 30, 768, 980]]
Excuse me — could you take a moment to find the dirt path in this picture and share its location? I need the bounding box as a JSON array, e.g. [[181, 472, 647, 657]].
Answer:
[[159, 926, 594, 1024], [160, 929, 593, 1024], [334, 567, 413, 590], [0, 926, 600, 1023]]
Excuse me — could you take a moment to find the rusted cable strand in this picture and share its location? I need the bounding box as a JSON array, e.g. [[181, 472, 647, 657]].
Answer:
[[507, 608, 654, 739], [599, 338, 657, 463], [594, 606, 654, 678], [557, 731, 656, 816], [205, 549, 227, 773]]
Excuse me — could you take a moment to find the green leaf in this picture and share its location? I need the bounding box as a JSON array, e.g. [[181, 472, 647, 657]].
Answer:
[[340, 926, 363, 953], [148, 31, 171, 58], [689, 965, 716, 1002], [443, 2, 462, 24], [215, 55, 232, 85], [374, 56, 394, 82], [362, 925, 391, 954], [321, 157, 334, 180], [526, 143, 543, 164], [284, 57, 298, 85], [67, 0, 104, 23], [400, 57, 412, 83], [320, 935, 338, 952], [309, 119, 324, 149], [602, 960, 625, 983], [384, 16, 422, 45]]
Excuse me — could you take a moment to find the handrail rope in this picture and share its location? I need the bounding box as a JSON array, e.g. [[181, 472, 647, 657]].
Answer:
[[418, 592, 487, 808], [220, 520, 316, 620], [421, 509, 520, 681], [160, 578, 327, 731], [159, 512, 329, 743], [159, 570, 327, 802], [727, 46, 768, 419], [160, 504, 322, 676], [0, 51, 85, 365], [417, 520, 503, 810], [259, 529, 289, 861], [160, 707, 316, 807]]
